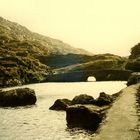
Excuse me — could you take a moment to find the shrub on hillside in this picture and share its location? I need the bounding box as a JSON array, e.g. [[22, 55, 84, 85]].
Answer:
[[129, 43, 140, 59]]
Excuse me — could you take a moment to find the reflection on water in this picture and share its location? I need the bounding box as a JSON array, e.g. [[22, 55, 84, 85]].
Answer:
[[0, 82, 126, 140]]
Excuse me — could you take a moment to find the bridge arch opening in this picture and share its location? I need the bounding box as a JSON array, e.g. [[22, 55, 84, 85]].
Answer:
[[87, 76, 96, 82]]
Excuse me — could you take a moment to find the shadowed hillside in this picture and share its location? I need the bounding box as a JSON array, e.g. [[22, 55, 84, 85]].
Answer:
[[38, 53, 126, 69], [53, 53, 127, 74]]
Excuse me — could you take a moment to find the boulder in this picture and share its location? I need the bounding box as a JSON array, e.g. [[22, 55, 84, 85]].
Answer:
[[127, 72, 140, 86], [66, 104, 109, 130], [49, 99, 72, 111], [71, 94, 95, 105], [0, 88, 37, 107], [95, 92, 113, 106]]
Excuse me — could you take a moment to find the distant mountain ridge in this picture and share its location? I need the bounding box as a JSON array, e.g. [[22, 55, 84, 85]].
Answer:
[[0, 16, 92, 55]]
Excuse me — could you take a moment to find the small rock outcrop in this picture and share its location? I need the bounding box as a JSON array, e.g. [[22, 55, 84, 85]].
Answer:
[[71, 94, 95, 105], [95, 92, 113, 106], [50, 92, 119, 131], [127, 72, 140, 86], [0, 88, 37, 107], [49, 99, 72, 111], [66, 104, 109, 130]]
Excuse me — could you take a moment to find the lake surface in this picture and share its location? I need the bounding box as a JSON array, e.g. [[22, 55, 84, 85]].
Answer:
[[0, 81, 126, 140]]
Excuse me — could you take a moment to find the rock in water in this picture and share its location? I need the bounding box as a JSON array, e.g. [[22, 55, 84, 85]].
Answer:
[[66, 104, 109, 130], [49, 99, 72, 111], [95, 92, 113, 106], [0, 88, 37, 107], [71, 94, 95, 105]]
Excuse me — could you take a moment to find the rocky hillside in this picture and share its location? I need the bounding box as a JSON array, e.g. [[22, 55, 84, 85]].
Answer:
[[0, 17, 91, 56], [0, 17, 91, 87]]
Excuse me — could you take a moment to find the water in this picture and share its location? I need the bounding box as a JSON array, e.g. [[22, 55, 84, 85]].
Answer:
[[0, 81, 126, 140]]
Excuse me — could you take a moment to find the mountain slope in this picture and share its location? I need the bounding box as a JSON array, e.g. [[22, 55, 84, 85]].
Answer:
[[0, 17, 91, 56], [0, 17, 91, 87]]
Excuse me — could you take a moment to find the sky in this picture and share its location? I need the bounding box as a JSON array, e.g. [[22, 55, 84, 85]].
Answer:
[[0, 0, 140, 56]]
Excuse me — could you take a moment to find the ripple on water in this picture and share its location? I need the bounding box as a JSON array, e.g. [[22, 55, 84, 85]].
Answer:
[[0, 82, 126, 140]]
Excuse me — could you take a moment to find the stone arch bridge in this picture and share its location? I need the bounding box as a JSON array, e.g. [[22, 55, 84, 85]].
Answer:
[[46, 69, 132, 82]]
